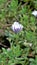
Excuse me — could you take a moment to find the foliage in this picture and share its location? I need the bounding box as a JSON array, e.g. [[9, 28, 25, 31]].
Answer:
[[0, 0, 37, 65]]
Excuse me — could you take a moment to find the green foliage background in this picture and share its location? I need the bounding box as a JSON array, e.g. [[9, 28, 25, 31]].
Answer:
[[0, 0, 37, 65]]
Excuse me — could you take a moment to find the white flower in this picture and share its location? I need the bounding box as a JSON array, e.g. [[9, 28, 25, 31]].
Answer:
[[7, 48, 11, 51], [11, 21, 23, 33], [29, 43, 32, 47], [32, 10, 37, 17]]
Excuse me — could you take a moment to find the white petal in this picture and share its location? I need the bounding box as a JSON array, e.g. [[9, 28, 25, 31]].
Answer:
[[7, 48, 11, 51], [32, 10, 37, 17], [13, 22, 19, 25], [29, 43, 32, 47], [11, 24, 15, 31], [20, 24, 23, 29]]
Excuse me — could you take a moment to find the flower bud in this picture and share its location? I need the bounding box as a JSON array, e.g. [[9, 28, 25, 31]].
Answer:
[[11, 22, 23, 33]]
